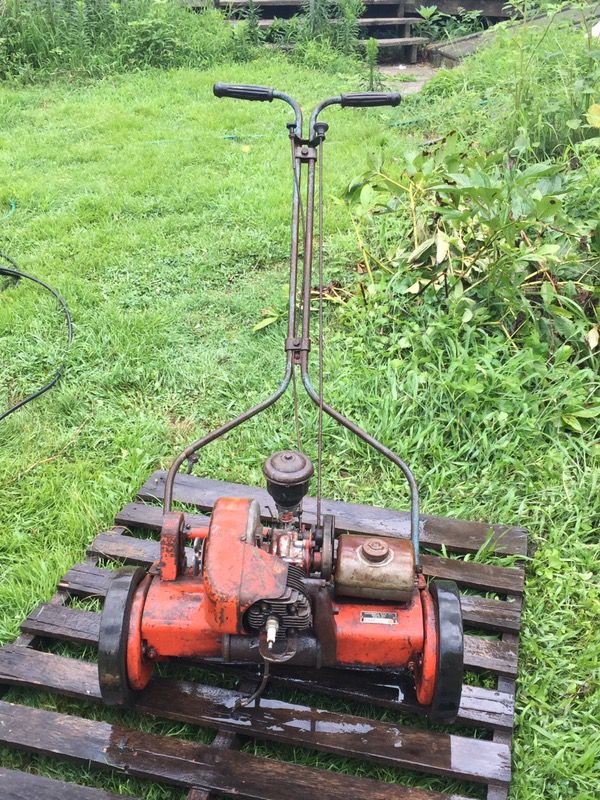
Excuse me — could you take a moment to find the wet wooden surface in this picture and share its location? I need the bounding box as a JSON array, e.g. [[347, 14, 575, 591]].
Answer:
[[21, 599, 518, 677], [0, 767, 139, 800], [0, 700, 473, 800], [0, 645, 511, 785], [0, 473, 527, 800], [136, 471, 528, 556]]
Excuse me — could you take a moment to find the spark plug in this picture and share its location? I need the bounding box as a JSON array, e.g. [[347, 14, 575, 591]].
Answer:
[[265, 616, 279, 650]]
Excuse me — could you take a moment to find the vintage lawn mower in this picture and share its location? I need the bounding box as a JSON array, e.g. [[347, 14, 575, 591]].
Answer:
[[98, 84, 464, 722]]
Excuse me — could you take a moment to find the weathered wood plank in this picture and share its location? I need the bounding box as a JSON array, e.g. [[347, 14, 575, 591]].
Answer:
[[0, 646, 511, 785], [262, 664, 514, 730], [20, 600, 517, 681], [60, 560, 521, 633], [91, 529, 525, 596], [16, 602, 515, 729], [23, 603, 99, 645], [0, 767, 138, 800], [0, 699, 475, 799], [137, 471, 528, 556], [420, 554, 523, 596]]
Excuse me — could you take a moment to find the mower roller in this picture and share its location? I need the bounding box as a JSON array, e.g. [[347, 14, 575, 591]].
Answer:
[[98, 84, 464, 722]]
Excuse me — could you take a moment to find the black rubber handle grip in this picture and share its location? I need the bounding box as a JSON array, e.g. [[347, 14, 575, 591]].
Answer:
[[340, 92, 401, 108], [213, 83, 274, 102]]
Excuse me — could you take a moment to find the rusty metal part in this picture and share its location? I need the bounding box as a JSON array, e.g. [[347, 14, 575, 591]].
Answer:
[[203, 497, 289, 633], [334, 533, 416, 603], [361, 538, 390, 563], [333, 591, 425, 669], [159, 511, 186, 581], [224, 632, 321, 667], [126, 572, 154, 691]]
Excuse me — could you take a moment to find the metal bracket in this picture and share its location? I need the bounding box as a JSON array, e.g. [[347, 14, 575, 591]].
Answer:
[[285, 336, 311, 363], [294, 142, 317, 162]]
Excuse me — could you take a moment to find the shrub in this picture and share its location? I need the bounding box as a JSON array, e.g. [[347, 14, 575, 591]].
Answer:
[[340, 20, 599, 385], [0, 0, 236, 78]]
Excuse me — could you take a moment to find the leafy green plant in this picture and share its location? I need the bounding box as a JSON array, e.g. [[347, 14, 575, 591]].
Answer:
[[363, 37, 383, 91], [415, 4, 484, 41], [344, 135, 599, 373], [331, 0, 364, 55], [0, 0, 236, 78], [241, 0, 264, 47]]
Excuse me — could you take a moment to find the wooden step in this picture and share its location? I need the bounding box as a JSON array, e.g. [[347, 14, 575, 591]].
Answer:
[[357, 16, 421, 25], [249, 16, 421, 26], [360, 35, 428, 47]]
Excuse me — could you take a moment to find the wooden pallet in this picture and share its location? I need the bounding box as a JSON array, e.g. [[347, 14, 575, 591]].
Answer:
[[0, 470, 527, 800]]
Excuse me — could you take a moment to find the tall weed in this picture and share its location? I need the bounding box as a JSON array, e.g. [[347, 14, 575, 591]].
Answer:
[[341, 19, 599, 418], [0, 0, 236, 78]]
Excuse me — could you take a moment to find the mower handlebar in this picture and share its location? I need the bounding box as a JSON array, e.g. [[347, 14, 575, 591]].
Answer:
[[213, 85, 402, 137], [340, 92, 401, 108], [213, 83, 274, 102]]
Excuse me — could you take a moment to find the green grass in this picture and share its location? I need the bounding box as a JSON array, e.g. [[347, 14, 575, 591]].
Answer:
[[0, 52, 599, 799]]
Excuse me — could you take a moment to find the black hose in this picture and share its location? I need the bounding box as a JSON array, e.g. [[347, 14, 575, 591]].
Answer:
[[0, 251, 73, 422]]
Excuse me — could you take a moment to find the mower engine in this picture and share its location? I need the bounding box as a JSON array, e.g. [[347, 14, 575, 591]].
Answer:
[[99, 450, 463, 721]]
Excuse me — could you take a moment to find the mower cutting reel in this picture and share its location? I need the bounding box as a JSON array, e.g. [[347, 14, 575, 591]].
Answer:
[[98, 84, 464, 722]]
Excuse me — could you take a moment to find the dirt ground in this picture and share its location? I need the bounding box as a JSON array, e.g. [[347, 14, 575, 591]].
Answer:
[[380, 62, 439, 94]]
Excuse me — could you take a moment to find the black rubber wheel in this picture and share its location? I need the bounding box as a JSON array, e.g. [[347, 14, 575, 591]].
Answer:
[[429, 579, 464, 723], [98, 566, 146, 706]]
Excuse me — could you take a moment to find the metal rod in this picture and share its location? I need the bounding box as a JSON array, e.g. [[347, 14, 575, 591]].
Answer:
[[163, 359, 293, 512], [309, 97, 341, 139], [300, 370, 421, 565], [300, 157, 316, 342], [287, 141, 302, 341], [273, 91, 303, 137]]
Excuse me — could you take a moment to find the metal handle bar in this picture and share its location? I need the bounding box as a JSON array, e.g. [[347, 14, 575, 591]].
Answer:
[[214, 84, 400, 139], [213, 84, 302, 136]]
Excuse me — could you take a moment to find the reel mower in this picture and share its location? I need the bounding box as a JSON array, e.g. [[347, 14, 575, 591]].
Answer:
[[98, 84, 464, 722]]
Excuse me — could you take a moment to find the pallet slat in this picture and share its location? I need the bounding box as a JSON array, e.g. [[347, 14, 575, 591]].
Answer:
[[0, 700, 473, 800], [0, 767, 138, 800], [94, 528, 525, 597], [21, 598, 517, 679], [0, 645, 511, 785], [18, 601, 515, 728], [61, 559, 521, 633], [137, 471, 528, 556]]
